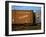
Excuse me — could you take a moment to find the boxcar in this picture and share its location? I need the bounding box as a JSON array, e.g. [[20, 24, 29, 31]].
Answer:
[[12, 10, 34, 25]]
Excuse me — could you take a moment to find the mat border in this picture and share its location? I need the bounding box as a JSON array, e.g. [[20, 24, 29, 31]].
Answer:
[[5, 1, 45, 36]]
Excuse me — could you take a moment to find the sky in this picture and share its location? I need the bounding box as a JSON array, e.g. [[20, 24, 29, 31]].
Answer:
[[12, 6, 41, 13]]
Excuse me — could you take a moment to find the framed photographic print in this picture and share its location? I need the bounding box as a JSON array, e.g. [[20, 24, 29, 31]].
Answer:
[[5, 1, 45, 36]]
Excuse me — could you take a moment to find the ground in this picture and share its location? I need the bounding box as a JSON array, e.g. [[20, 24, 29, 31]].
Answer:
[[12, 23, 41, 31]]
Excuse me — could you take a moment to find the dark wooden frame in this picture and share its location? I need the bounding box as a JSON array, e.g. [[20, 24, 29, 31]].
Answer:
[[5, 1, 45, 36]]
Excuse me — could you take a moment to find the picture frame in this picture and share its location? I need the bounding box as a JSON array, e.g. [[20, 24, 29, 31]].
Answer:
[[5, 1, 45, 36]]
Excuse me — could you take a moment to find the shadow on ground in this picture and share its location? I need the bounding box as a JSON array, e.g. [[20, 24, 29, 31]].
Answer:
[[12, 23, 41, 31]]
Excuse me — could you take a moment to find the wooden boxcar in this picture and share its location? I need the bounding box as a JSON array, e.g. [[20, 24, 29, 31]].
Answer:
[[12, 10, 34, 25]]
